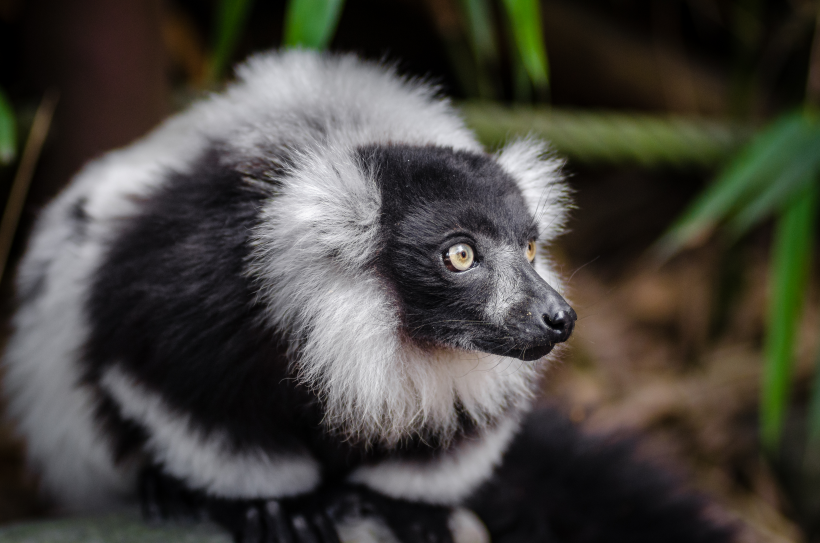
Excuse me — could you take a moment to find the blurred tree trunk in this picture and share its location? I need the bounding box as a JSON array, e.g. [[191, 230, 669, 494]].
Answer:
[[21, 0, 168, 208]]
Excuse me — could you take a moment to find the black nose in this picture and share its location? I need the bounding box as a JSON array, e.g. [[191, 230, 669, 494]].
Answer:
[[543, 307, 576, 343]]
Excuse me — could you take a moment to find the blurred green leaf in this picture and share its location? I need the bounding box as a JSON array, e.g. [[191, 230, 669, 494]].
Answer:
[[283, 0, 345, 50], [0, 87, 16, 165], [459, 0, 499, 99], [500, 0, 549, 89], [461, 102, 747, 167], [210, 0, 255, 81], [657, 111, 813, 256], [728, 122, 820, 235], [761, 181, 817, 454], [460, 0, 498, 63]]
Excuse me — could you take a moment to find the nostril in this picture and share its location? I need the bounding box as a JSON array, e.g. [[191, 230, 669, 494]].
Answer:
[[544, 309, 575, 331]]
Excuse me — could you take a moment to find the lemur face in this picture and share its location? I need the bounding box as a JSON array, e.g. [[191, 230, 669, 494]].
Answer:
[[365, 144, 576, 361]]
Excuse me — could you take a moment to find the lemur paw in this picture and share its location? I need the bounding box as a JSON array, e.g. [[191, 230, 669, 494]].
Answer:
[[326, 486, 456, 543], [139, 467, 340, 543], [210, 498, 340, 543], [138, 469, 478, 543]]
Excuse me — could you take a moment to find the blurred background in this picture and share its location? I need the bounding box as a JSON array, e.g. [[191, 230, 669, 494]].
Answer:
[[1, 0, 820, 541]]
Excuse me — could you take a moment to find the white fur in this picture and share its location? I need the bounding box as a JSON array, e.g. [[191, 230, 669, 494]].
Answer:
[[3, 51, 567, 510], [251, 178, 541, 443], [348, 415, 520, 504], [245, 58, 564, 447], [496, 138, 569, 244], [100, 366, 321, 499], [2, 105, 210, 511]]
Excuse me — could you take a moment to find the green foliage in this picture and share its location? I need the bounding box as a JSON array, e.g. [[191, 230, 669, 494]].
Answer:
[[761, 183, 817, 453], [657, 112, 820, 257], [500, 0, 549, 89], [657, 109, 820, 456], [459, 0, 499, 99], [210, 0, 255, 80], [0, 87, 16, 165], [283, 0, 345, 50], [461, 102, 747, 167], [460, 0, 499, 67]]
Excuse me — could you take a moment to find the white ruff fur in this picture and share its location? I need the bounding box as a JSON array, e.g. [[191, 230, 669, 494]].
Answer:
[[348, 416, 521, 504], [250, 139, 567, 449], [3, 51, 569, 509], [100, 366, 321, 498], [251, 147, 542, 444]]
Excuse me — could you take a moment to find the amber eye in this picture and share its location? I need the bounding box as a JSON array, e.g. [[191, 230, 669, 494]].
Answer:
[[525, 240, 537, 262], [444, 243, 475, 272]]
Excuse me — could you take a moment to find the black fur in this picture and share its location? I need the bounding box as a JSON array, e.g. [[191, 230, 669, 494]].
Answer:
[[83, 146, 309, 455], [364, 144, 572, 359], [80, 143, 729, 543], [83, 145, 491, 479], [468, 408, 736, 543], [140, 467, 453, 543]]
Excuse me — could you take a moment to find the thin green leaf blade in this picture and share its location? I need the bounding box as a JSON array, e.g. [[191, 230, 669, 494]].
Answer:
[[501, 0, 549, 88], [0, 87, 16, 165], [656, 111, 812, 257], [728, 126, 820, 236], [761, 181, 817, 454], [459, 0, 499, 99], [211, 0, 255, 81], [460, 0, 498, 63], [283, 0, 345, 50]]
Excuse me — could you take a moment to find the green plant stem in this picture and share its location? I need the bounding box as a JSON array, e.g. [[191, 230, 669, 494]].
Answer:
[[803, 1, 820, 459], [210, 0, 255, 81], [459, 0, 499, 99], [0, 87, 15, 165], [0, 91, 58, 285], [283, 0, 345, 50], [500, 0, 549, 91], [761, 181, 818, 455], [460, 102, 747, 167]]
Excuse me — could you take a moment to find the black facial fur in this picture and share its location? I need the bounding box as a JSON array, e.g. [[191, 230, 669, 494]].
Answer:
[[363, 144, 574, 360]]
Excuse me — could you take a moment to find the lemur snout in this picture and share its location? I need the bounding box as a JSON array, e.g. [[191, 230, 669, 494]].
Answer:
[[543, 307, 576, 344], [524, 293, 575, 345]]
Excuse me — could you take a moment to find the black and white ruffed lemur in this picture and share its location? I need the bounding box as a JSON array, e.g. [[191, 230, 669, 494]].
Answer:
[[3, 51, 735, 543]]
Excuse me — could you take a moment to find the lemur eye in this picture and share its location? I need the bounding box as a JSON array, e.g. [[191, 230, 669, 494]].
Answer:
[[444, 243, 475, 272], [526, 240, 537, 262]]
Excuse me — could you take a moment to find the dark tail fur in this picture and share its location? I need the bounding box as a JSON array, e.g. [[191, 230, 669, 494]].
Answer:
[[468, 408, 736, 543]]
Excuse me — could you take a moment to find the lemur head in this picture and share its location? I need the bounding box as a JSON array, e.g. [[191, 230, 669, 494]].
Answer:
[[367, 144, 575, 362], [250, 106, 571, 443]]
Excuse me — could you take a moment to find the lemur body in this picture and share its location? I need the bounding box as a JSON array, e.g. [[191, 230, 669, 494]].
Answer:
[[4, 51, 736, 543], [4, 51, 574, 541]]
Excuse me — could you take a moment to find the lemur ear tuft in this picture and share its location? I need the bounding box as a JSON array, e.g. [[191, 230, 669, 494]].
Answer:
[[496, 138, 571, 243]]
